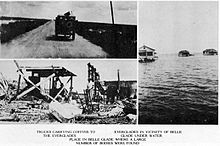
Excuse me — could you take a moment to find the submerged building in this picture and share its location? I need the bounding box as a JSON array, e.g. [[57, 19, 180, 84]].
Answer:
[[203, 49, 218, 55], [178, 50, 192, 57], [139, 45, 158, 62]]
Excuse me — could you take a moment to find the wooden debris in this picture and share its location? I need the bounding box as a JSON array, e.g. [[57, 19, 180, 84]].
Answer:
[[108, 106, 124, 117], [126, 114, 137, 123], [76, 114, 107, 120], [0, 114, 19, 122], [49, 101, 83, 122]]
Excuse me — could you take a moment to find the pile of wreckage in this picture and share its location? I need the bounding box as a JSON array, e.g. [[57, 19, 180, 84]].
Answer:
[[0, 61, 137, 124]]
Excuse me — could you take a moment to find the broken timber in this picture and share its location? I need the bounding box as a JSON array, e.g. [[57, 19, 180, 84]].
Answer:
[[13, 60, 81, 121]]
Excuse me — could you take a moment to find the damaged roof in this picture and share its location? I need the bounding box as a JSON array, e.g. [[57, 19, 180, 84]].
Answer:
[[20, 66, 77, 77]]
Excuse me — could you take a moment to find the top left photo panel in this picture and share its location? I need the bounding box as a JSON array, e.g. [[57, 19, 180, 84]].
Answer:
[[0, 1, 137, 58]]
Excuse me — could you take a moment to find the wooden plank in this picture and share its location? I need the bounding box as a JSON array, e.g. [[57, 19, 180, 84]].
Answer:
[[17, 73, 55, 100], [54, 77, 71, 100]]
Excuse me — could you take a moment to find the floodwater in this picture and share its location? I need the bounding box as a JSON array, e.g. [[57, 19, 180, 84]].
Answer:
[[139, 53, 218, 124]]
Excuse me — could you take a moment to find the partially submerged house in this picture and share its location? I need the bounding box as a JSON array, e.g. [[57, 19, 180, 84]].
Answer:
[[203, 49, 218, 55], [139, 45, 158, 62], [178, 50, 192, 57]]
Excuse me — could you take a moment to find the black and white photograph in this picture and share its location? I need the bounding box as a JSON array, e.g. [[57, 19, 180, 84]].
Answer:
[[0, 1, 137, 58], [138, 1, 218, 124], [0, 60, 137, 124], [1, 0, 220, 145]]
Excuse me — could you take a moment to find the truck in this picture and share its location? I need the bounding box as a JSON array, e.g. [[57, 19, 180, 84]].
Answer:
[[55, 12, 77, 40]]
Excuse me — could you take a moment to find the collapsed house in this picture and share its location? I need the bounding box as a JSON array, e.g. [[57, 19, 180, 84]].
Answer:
[[82, 63, 137, 122], [14, 65, 76, 102], [0, 61, 137, 124], [103, 80, 136, 106]]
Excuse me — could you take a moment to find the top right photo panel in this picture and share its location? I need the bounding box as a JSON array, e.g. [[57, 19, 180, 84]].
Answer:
[[138, 1, 218, 124]]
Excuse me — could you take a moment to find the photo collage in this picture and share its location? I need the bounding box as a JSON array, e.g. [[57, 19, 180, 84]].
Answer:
[[0, 1, 218, 126]]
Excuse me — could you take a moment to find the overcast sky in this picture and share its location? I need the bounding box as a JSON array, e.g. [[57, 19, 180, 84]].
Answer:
[[0, 60, 137, 93], [0, 1, 137, 24], [139, 1, 218, 54]]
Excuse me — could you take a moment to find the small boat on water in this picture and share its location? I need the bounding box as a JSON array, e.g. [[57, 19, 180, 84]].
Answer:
[[203, 49, 218, 55], [139, 45, 158, 62], [178, 50, 193, 57]]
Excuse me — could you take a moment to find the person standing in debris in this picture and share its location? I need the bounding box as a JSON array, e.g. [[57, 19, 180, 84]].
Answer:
[[87, 81, 94, 100]]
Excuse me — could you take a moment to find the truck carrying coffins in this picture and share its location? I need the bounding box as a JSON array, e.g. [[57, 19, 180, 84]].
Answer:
[[55, 11, 77, 40]]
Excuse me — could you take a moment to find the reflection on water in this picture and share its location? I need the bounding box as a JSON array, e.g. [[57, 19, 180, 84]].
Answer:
[[139, 54, 218, 124]]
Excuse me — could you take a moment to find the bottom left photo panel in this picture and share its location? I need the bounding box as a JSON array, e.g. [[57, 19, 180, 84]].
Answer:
[[0, 59, 137, 124]]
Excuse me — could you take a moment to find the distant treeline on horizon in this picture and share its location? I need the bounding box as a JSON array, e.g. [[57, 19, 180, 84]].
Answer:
[[0, 16, 51, 21]]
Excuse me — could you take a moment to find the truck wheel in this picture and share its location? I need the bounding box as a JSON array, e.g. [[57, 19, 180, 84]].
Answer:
[[72, 33, 75, 40]]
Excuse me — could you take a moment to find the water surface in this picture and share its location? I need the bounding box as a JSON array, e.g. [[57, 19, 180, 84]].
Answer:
[[139, 54, 218, 124]]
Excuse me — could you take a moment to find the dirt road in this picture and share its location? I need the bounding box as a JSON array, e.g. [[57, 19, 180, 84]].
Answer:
[[0, 21, 108, 58]]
